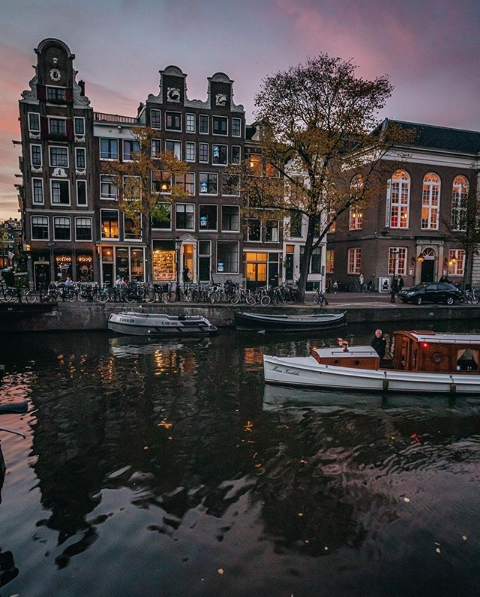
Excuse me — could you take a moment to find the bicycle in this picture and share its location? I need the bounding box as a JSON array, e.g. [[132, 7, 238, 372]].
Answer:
[[313, 286, 329, 307]]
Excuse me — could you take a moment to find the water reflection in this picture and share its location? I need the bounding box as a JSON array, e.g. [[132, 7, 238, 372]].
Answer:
[[1, 322, 480, 596]]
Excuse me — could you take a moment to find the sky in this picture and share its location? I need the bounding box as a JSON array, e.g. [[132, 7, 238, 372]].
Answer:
[[1, 0, 479, 220]]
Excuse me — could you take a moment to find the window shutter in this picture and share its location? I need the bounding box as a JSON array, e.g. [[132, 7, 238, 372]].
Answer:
[[37, 84, 46, 101], [385, 179, 392, 228], [66, 119, 74, 141], [41, 116, 49, 139]]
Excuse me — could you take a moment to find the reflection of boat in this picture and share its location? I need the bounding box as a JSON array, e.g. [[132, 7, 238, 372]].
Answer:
[[108, 311, 217, 337], [264, 330, 480, 394], [108, 335, 210, 357], [234, 311, 346, 332]]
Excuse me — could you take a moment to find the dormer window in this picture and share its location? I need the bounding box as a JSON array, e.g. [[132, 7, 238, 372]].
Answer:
[[47, 87, 66, 102]]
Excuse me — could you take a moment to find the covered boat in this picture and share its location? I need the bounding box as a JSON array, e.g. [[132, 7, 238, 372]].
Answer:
[[264, 330, 480, 394], [235, 311, 346, 332], [108, 311, 217, 337]]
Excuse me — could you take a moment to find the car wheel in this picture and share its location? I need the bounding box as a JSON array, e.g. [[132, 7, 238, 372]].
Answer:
[[416, 296, 422, 305], [446, 296, 454, 306]]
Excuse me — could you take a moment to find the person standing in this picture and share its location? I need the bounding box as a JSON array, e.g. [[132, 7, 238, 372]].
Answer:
[[397, 275, 404, 291], [371, 329, 387, 360], [390, 277, 398, 303], [359, 273, 365, 292]]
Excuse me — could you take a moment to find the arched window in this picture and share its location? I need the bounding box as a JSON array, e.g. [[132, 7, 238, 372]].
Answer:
[[451, 175, 469, 231], [349, 174, 363, 230], [388, 170, 409, 228], [421, 173, 440, 230]]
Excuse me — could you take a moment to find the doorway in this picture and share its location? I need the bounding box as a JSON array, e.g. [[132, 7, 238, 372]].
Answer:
[[421, 260, 435, 283]]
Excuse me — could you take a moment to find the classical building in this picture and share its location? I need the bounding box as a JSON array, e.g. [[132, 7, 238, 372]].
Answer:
[[327, 120, 480, 291]]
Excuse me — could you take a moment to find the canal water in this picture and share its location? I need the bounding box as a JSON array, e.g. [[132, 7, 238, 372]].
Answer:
[[1, 320, 480, 597]]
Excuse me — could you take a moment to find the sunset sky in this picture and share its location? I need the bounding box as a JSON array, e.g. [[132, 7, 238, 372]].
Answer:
[[1, 0, 479, 220]]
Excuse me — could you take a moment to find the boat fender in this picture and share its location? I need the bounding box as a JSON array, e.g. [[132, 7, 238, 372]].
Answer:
[[383, 378, 389, 391]]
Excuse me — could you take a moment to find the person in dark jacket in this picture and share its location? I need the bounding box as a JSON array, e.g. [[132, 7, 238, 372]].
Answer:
[[371, 329, 387, 359]]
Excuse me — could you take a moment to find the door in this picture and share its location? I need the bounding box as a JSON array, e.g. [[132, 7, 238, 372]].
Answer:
[[102, 263, 114, 287], [268, 263, 279, 288], [421, 260, 435, 283], [34, 262, 50, 290], [246, 263, 267, 291], [285, 254, 294, 280]]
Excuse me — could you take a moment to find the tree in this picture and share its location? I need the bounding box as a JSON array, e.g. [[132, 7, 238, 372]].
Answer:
[[103, 127, 189, 284], [238, 54, 411, 302]]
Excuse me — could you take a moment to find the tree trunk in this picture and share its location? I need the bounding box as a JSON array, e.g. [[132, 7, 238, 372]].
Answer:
[[296, 216, 315, 303], [143, 213, 153, 285]]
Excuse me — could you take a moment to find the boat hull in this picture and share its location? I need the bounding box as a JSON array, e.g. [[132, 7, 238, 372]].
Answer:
[[108, 312, 217, 337], [264, 355, 480, 394], [235, 311, 346, 332]]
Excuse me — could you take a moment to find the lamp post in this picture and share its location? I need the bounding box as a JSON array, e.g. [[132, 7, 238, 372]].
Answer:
[[175, 236, 182, 302]]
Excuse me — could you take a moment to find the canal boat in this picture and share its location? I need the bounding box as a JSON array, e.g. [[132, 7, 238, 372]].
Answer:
[[234, 311, 346, 332], [264, 330, 480, 394], [108, 311, 217, 337]]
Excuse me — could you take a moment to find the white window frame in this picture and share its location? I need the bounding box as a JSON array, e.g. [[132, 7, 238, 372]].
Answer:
[[48, 116, 67, 136], [199, 142, 209, 163], [212, 144, 228, 166], [152, 202, 172, 230], [165, 111, 182, 132], [212, 115, 228, 136], [165, 139, 182, 160], [265, 220, 279, 243], [75, 217, 93, 242], [231, 118, 241, 137], [31, 215, 49, 240], [175, 203, 195, 231], [49, 145, 69, 168], [231, 145, 241, 165], [53, 216, 71, 241], [199, 204, 218, 232], [50, 179, 70, 205], [30, 144, 42, 167], [388, 247, 407, 276], [76, 180, 87, 206], [216, 240, 239, 274], [451, 175, 469, 232], [448, 249, 465, 276], [349, 207, 363, 230], [100, 138, 119, 160], [123, 212, 142, 242], [100, 209, 120, 240], [421, 173, 440, 230], [75, 147, 86, 170], [28, 113, 40, 133], [32, 178, 44, 205], [74, 117, 85, 136], [388, 170, 410, 229], [150, 109, 161, 130], [151, 139, 161, 159], [199, 114, 209, 134], [221, 205, 240, 232], [100, 174, 118, 200], [199, 172, 218, 196], [185, 113, 196, 133], [347, 248, 362, 274], [123, 139, 140, 162], [186, 141, 196, 163]]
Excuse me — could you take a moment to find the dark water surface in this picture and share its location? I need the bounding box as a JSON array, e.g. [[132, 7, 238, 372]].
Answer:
[[1, 320, 480, 597]]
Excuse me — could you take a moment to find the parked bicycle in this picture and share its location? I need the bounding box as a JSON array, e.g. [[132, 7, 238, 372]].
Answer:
[[313, 286, 329, 307]]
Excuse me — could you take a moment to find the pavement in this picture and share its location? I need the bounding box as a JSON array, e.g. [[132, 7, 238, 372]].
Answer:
[[306, 291, 407, 308]]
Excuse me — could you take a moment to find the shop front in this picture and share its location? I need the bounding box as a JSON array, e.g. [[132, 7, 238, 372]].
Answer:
[[99, 245, 145, 285], [152, 240, 196, 284], [55, 254, 72, 281], [245, 252, 281, 290], [76, 254, 93, 282]]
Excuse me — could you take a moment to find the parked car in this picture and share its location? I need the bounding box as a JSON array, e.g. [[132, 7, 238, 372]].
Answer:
[[398, 282, 463, 305]]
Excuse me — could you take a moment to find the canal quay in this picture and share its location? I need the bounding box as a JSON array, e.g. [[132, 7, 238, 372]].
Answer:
[[1, 305, 480, 597], [1, 292, 480, 332]]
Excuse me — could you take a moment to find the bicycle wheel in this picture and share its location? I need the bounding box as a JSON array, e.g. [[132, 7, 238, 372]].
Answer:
[[231, 294, 240, 304], [313, 295, 319, 305], [6, 290, 18, 303], [25, 290, 37, 304], [66, 289, 77, 303], [95, 290, 109, 304], [246, 294, 256, 305], [261, 295, 271, 305]]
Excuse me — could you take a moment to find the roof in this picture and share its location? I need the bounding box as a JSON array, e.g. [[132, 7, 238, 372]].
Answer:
[[385, 119, 480, 155], [400, 331, 480, 345]]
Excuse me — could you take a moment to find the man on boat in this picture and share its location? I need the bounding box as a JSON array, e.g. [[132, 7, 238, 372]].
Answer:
[[371, 329, 387, 360]]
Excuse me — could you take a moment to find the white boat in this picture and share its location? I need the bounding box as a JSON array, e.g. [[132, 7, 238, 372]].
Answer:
[[264, 331, 480, 394], [108, 311, 217, 337], [234, 311, 346, 332]]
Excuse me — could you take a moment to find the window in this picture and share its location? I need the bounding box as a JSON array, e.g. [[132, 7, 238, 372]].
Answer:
[[100, 175, 118, 200], [175, 204, 194, 230], [124, 213, 141, 240], [452, 175, 469, 231], [151, 139, 161, 158], [74, 117, 85, 136], [212, 144, 228, 165], [32, 178, 44, 204], [448, 249, 465, 276], [150, 109, 161, 129], [326, 249, 334, 274], [165, 140, 181, 160], [266, 220, 279, 242], [75, 217, 92, 241], [310, 248, 322, 274], [100, 138, 119, 160], [248, 154, 262, 175], [77, 180, 87, 206], [198, 240, 211, 282], [75, 148, 86, 169], [51, 180, 70, 205], [222, 205, 240, 232], [47, 87, 66, 101], [388, 169, 410, 228], [388, 247, 407, 276], [186, 114, 196, 133], [199, 205, 217, 230], [152, 171, 172, 194], [348, 248, 361, 274], [199, 173, 218, 195], [232, 118, 241, 137], [199, 114, 209, 134], [213, 116, 228, 136], [217, 241, 239, 273], [49, 118, 66, 136], [349, 207, 363, 230], [31, 216, 48, 240], [199, 143, 209, 163], [177, 172, 195, 196], [28, 113, 40, 132], [421, 173, 440, 230], [222, 174, 239, 196], [290, 212, 303, 238], [248, 219, 261, 241], [123, 176, 141, 201], [231, 146, 241, 164], [54, 217, 71, 240], [165, 112, 181, 131], [101, 210, 119, 239], [152, 203, 171, 229], [123, 140, 140, 161], [186, 142, 196, 162], [49, 146, 68, 167]]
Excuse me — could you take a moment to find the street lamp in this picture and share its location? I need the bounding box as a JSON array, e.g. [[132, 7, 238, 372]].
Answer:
[[175, 236, 182, 302]]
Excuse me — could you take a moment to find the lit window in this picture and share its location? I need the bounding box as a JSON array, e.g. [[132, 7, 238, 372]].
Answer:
[[388, 170, 410, 228], [421, 173, 440, 230], [388, 247, 407, 275], [448, 249, 465, 276], [451, 175, 469, 231], [348, 248, 361, 274]]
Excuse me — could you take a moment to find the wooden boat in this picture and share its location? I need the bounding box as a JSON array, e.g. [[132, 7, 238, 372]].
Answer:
[[108, 311, 217, 337], [264, 330, 480, 394], [234, 311, 346, 332]]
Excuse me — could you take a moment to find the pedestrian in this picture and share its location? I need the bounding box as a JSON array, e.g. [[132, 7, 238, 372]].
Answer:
[[333, 280, 339, 294], [397, 275, 404, 291], [390, 277, 398, 303], [371, 329, 387, 360], [65, 275, 73, 287], [182, 266, 190, 283], [359, 273, 365, 292]]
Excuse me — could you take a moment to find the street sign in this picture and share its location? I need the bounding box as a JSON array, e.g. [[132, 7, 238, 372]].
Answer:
[[46, 242, 56, 248]]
